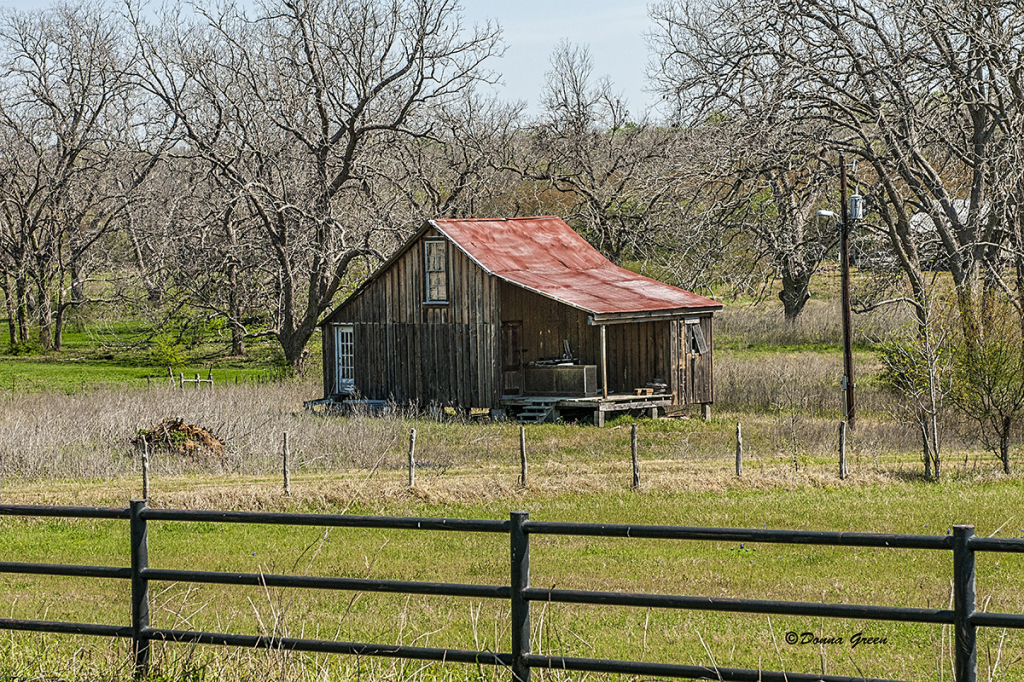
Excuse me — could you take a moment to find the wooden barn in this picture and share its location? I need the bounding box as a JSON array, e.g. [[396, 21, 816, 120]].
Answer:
[[316, 216, 722, 424]]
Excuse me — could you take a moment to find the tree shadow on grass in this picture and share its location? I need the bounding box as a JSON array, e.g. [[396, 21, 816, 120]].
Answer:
[[882, 466, 935, 484]]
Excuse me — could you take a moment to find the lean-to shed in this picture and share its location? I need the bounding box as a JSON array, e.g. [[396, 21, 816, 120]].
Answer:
[[317, 216, 722, 424]]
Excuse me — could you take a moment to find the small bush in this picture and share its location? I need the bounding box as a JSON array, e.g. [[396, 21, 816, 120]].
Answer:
[[149, 335, 188, 369], [8, 340, 40, 356]]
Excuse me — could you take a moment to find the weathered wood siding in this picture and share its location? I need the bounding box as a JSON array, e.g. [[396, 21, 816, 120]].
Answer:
[[323, 320, 336, 396], [669, 316, 714, 405], [499, 282, 598, 365], [690, 315, 714, 403], [604, 320, 671, 395], [500, 283, 681, 399], [324, 228, 501, 408]]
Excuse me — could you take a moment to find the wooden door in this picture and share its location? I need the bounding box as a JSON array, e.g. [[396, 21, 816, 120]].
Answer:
[[670, 321, 687, 404], [501, 322, 522, 395], [685, 318, 713, 404]]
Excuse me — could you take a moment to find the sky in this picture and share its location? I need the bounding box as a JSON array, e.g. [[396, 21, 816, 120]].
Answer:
[[0, 0, 661, 119], [459, 0, 658, 119]]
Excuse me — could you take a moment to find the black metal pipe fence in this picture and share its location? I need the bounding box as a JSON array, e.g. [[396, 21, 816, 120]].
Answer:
[[0, 502, 1023, 682]]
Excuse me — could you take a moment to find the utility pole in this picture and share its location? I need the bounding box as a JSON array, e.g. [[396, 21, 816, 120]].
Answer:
[[839, 152, 856, 430]]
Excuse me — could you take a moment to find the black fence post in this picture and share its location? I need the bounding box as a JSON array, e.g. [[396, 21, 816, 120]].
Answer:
[[510, 511, 530, 682], [953, 524, 976, 682], [130, 499, 151, 677]]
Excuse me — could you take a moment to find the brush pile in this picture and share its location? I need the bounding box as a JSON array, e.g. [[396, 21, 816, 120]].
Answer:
[[132, 417, 226, 460]]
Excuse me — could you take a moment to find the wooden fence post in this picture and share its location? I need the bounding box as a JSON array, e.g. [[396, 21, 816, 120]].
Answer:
[[519, 426, 527, 487], [839, 421, 848, 480], [141, 438, 150, 501], [282, 432, 291, 496], [735, 422, 743, 477], [194, 373, 200, 390], [179, 373, 184, 390], [408, 428, 417, 487], [631, 423, 640, 490]]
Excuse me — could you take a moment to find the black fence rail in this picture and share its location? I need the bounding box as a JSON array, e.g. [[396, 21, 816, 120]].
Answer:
[[1, 502, 1023, 682]]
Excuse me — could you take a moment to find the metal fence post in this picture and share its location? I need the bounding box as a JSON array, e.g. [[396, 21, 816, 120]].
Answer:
[[130, 499, 151, 677], [953, 524, 976, 682], [510, 511, 530, 682]]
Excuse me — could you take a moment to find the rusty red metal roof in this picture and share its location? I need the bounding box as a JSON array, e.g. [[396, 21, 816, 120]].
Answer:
[[431, 216, 722, 317]]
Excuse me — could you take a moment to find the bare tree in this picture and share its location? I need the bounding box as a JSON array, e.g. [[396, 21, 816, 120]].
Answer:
[[951, 296, 1024, 475], [160, 168, 273, 357], [373, 92, 525, 222], [0, 2, 161, 349], [129, 0, 501, 372], [880, 286, 953, 479], [649, 0, 1024, 325], [517, 42, 682, 265], [648, 3, 845, 319]]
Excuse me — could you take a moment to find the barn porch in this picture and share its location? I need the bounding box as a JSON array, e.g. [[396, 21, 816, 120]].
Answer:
[[500, 393, 678, 426]]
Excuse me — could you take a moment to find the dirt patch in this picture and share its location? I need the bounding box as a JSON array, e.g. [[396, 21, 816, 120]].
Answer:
[[133, 417, 226, 461]]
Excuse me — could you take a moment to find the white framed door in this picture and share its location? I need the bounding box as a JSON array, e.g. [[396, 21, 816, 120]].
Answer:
[[334, 324, 355, 394]]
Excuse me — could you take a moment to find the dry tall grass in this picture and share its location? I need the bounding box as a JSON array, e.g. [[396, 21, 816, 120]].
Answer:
[[0, 364, 1001, 509], [715, 297, 915, 348], [0, 295, 1003, 501]]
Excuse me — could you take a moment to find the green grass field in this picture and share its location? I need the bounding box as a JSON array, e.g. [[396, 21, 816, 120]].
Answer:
[[1, 466, 1022, 681], [0, 314, 304, 394], [1, 293, 1022, 681]]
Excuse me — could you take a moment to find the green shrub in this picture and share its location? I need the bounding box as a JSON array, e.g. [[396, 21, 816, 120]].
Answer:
[[148, 335, 188, 369], [7, 340, 40, 356]]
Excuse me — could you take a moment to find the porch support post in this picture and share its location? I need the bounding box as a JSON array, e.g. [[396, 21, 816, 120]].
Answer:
[[600, 324, 608, 400]]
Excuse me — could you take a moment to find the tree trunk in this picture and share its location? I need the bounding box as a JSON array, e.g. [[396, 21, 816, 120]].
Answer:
[[15, 273, 30, 344], [231, 323, 246, 356], [36, 306, 53, 349], [1001, 416, 1012, 475], [778, 267, 812, 321], [53, 299, 73, 352], [278, 323, 317, 376], [33, 275, 54, 350], [919, 419, 931, 479], [70, 259, 85, 303], [1, 273, 16, 347], [228, 262, 245, 356]]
